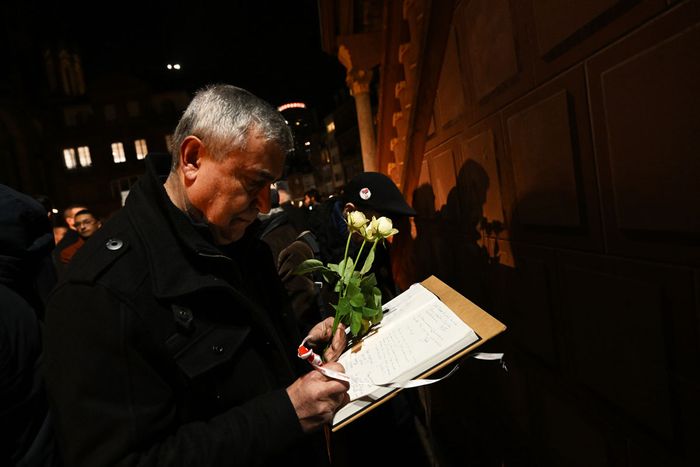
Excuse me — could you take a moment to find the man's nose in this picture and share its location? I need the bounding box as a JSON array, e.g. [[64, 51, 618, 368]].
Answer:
[[255, 186, 272, 214]]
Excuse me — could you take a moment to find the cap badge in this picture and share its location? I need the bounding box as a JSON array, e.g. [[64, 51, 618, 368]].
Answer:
[[359, 187, 371, 200]]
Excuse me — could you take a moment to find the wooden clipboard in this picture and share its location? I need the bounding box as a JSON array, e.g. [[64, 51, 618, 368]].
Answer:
[[332, 275, 507, 431]]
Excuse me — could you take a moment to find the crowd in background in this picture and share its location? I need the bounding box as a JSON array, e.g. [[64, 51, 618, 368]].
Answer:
[[1, 85, 423, 467]]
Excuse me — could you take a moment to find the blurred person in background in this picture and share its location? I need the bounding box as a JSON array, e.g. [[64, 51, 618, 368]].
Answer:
[[0, 184, 57, 466], [56, 209, 101, 267], [51, 203, 88, 272]]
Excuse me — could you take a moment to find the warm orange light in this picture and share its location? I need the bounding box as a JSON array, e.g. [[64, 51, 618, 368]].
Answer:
[[277, 102, 307, 111]]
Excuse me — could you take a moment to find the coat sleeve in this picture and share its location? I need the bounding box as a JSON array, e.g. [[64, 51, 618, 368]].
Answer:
[[43, 283, 305, 467], [277, 240, 323, 333]]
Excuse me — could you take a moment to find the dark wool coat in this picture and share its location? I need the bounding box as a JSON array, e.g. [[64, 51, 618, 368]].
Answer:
[[0, 184, 57, 467], [44, 154, 324, 466]]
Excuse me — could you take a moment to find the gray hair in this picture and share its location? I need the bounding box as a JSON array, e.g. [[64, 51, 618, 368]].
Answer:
[[169, 84, 293, 171]]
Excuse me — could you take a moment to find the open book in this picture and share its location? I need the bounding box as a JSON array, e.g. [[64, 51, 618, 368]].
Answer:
[[332, 275, 506, 430]]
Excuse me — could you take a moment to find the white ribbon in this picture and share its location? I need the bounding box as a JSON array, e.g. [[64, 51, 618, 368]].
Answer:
[[299, 337, 507, 400]]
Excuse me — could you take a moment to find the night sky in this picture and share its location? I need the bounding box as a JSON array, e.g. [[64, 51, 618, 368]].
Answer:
[[8, 0, 347, 114]]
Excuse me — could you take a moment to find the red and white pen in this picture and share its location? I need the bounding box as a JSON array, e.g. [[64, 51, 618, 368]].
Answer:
[[297, 336, 323, 367]]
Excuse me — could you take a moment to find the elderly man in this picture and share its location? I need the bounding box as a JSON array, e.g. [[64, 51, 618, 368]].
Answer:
[[44, 85, 348, 466]]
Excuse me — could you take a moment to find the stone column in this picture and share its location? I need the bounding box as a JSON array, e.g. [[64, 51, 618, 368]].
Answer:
[[346, 68, 377, 172]]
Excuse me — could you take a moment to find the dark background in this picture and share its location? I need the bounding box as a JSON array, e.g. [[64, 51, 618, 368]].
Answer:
[[2, 0, 346, 112]]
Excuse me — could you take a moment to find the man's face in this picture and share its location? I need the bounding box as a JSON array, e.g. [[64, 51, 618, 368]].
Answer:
[[65, 206, 87, 229], [74, 214, 101, 239], [186, 132, 285, 245]]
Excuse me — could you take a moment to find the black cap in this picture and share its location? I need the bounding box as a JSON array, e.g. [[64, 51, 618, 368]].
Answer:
[[343, 172, 417, 217]]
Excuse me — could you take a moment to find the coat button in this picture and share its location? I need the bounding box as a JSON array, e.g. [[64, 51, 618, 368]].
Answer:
[[106, 238, 124, 250], [212, 345, 224, 354]]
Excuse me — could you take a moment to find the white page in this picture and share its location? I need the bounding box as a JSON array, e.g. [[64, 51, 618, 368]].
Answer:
[[380, 283, 438, 320], [338, 284, 476, 401]]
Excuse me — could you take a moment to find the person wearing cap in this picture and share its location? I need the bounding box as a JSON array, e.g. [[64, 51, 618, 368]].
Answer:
[[310, 172, 417, 302], [307, 175, 430, 466]]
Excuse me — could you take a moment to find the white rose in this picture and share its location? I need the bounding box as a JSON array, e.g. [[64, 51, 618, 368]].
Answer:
[[376, 216, 398, 238], [363, 216, 379, 242], [347, 210, 368, 232]]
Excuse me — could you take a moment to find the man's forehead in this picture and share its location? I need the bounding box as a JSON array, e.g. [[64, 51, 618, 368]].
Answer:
[[67, 207, 87, 216]]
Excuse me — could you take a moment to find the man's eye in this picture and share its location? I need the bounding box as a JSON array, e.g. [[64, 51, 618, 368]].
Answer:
[[245, 179, 267, 193]]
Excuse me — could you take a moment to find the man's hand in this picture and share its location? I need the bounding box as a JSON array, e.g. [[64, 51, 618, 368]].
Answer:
[[286, 363, 350, 433], [306, 317, 347, 362]]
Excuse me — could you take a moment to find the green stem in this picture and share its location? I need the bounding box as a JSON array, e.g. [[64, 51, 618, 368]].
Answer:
[[368, 239, 379, 261], [338, 230, 353, 297], [330, 312, 342, 336], [341, 239, 366, 298]]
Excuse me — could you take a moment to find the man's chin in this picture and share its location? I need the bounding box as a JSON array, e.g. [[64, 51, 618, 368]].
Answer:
[[211, 225, 247, 245]]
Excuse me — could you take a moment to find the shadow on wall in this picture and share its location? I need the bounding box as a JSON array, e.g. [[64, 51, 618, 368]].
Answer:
[[395, 158, 546, 467], [398, 159, 497, 307]]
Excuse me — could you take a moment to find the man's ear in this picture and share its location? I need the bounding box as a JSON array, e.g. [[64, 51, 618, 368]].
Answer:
[[179, 136, 205, 184], [342, 203, 356, 216]]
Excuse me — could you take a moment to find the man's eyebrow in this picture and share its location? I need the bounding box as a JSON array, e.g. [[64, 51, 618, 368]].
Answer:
[[255, 169, 278, 182]]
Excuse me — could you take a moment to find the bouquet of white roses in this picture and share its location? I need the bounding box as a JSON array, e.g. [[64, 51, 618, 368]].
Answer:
[[294, 210, 399, 342]]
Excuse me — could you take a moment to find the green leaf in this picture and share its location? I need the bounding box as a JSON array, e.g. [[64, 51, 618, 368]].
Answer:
[[372, 287, 382, 308], [362, 306, 378, 318], [320, 270, 339, 284], [342, 257, 355, 283], [345, 281, 360, 298], [351, 310, 362, 336], [336, 296, 352, 317], [349, 291, 365, 308], [359, 247, 375, 275], [292, 259, 328, 276], [360, 274, 377, 288], [349, 275, 361, 288], [361, 318, 371, 335]]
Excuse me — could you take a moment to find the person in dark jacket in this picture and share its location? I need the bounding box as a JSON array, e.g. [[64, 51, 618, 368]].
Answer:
[[0, 184, 57, 466], [312, 172, 417, 303], [43, 85, 349, 467], [256, 186, 325, 334], [304, 174, 432, 467]]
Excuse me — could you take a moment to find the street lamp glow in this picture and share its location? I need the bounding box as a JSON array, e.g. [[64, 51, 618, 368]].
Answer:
[[173, 63, 181, 70], [167, 64, 173, 70]]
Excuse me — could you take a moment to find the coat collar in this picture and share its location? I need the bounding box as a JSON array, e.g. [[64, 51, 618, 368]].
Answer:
[[125, 153, 246, 300]]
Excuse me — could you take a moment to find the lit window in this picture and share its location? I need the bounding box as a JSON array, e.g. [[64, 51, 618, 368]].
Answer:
[[77, 146, 92, 167], [63, 148, 77, 169], [111, 142, 126, 163], [326, 121, 335, 133], [134, 139, 148, 160]]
